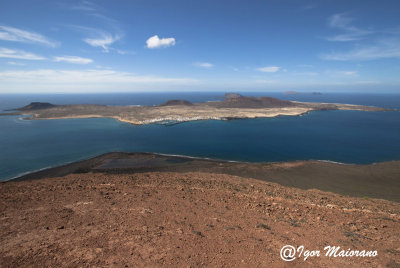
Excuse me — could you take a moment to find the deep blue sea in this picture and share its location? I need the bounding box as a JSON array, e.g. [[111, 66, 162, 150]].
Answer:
[[1, 92, 400, 181]]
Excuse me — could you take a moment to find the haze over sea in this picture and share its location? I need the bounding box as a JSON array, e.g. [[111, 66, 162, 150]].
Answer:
[[1, 92, 400, 181]]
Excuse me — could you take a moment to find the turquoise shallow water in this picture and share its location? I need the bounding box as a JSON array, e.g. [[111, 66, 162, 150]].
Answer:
[[0, 92, 400, 181]]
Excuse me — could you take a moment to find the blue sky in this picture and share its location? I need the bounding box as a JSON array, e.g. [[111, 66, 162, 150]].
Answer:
[[0, 0, 399, 93]]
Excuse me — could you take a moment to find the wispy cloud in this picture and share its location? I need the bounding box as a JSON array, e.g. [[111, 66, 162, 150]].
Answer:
[[146, 35, 176, 49], [71, 0, 100, 11], [301, 3, 317, 11], [84, 33, 121, 52], [321, 38, 400, 61], [69, 0, 121, 34], [326, 13, 373, 42], [193, 62, 214, 68], [7, 61, 26, 66], [53, 56, 93, 64], [338, 70, 358, 76], [256, 66, 281, 73], [0, 47, 45, 60], [354, 80, 380, 85], [69, 0, 123, 53], [0, 69, 198, 84], [0, 25, 58, 47], [89, 13, 120, 26], [292, 71, 319, 76], [297, 64, 313, 68], [71, 25, 121, 52], [253, 79, 278, 84], [116, 49, 136, 55], [324, 70, 359, 77]]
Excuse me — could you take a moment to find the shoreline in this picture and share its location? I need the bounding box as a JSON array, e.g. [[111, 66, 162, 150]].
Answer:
[[5, 150, 388, 183], [22, 108, 313, 125], [6, 151, 400, 203], [4, 94, 393, 126], [13, 107, 397, 126]]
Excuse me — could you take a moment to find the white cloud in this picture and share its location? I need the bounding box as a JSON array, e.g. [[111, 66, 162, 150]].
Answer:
[[301, 3, 317, 11], [71, 25, 122, 52], [297, 64, 313, 68], [7, 61, 26, 66], [0, 47, 45, 60], [69, 1, 122, 48], [146, 35, 176, 49], [321, 38, 400, 61], [354, 80, 380, 85], [116, 49, 136, 55], [71, 1, 99, 11], [193, 62, 214, 68], [253, 79, 278, 84], [328, 13, 353, 28], [340, 71, 358, 76], [0, 69, 198, 87], [90, 13, 119, 26], [256, 66, 281, 73], [53, 56, 93, 64], [0, 25, 58, 47], [326, 13, 373, 42], [84, 33, 121, 52], [325, 70, 359, 76], [292, 71, 319, 76]]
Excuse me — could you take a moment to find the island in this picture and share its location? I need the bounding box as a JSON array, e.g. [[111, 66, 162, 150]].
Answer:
[[2, 93, 390, 125]]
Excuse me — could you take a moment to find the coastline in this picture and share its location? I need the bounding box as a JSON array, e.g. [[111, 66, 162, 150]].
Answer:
[[5, 94, 393, 126], [2, 97, 399, 267], [3, 152, 351, 183], [7, 151, 400, 203], [3, 153, 363, 183], [22, 107, 314, 125], [16, 105, 396, 125]]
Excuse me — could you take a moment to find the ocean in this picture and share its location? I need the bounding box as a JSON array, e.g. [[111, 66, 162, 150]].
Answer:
[[1, 92, 400, 181]]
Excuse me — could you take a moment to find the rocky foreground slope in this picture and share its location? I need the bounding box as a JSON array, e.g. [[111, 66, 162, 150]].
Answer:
[[1, 171, 399, 267]]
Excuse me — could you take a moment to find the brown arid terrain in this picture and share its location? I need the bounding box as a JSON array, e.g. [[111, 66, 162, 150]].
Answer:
[[1, 154, 400, 267], [1, 172, 399, 267], [1, 94, 391, 125]]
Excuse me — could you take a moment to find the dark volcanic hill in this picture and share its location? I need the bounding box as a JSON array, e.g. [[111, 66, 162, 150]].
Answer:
[[210, 95, 296, 108], [18, 102, 57, 111], [160, 100, 193, 106], [224, 93, 243, 99]]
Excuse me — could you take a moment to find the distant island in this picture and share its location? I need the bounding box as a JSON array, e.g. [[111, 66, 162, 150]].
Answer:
[[283, 91, 299, 95], [283, 91, 322, 95], [2, 93, 390, 125]]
